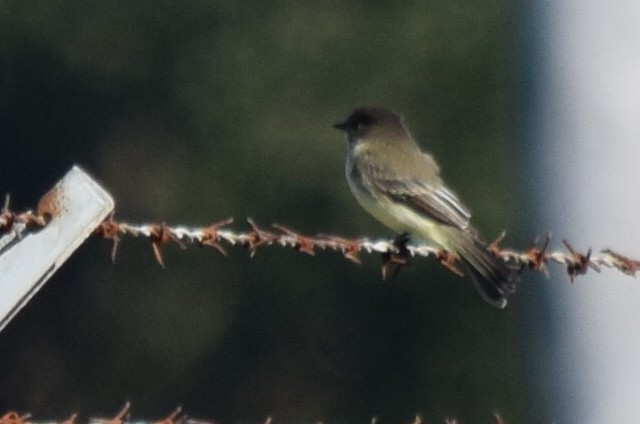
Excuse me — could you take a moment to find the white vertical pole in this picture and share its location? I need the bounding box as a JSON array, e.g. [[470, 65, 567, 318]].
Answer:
[[538, 2, 640, 422]]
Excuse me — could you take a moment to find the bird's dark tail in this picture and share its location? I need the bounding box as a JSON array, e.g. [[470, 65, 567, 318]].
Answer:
[[444, 228, 517, 308]]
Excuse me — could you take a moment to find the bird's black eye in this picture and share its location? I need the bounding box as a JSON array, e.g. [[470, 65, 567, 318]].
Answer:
[[346, 119, 361, 130], [351, 114, 373, 129], [335, 110, 376, 132]]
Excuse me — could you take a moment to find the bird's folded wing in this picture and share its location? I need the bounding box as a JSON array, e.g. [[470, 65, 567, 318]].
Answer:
[[357, 152, 472, 231]]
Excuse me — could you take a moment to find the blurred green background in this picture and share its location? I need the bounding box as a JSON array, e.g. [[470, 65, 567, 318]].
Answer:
[[0, 1, 536, 422]]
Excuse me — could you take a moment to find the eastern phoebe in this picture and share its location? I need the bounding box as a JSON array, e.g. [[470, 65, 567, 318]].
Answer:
[[334, 107, 516, 308]]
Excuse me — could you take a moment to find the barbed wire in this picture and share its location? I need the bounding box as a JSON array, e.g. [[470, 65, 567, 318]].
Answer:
[[0, 404, 204, 424], [0, 403, 505, 424], [93, 216, 640, 281], [2, 196, 640, 282]]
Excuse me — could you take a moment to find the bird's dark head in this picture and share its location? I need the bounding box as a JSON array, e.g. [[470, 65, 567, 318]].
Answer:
[[334, 107, 408, 143]]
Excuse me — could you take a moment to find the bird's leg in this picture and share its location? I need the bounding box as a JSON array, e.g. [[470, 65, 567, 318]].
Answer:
[[381, 232, 412, 279]]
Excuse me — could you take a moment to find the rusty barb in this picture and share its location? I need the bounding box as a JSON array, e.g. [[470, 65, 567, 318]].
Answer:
[[3, 198, 640, 282], [0, 194, 47, 252]]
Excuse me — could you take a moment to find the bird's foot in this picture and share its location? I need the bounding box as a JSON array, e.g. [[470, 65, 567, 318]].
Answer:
[[381, 233, 412, 279]]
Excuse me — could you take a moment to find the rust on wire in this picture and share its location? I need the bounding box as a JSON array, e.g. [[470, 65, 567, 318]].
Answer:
[[493, 414, 506, 424], [562, 239, 598, 282], [245, 218, 277, 256], [0, 195, 47, 253], [103, 215, 636, 285], [93, 402, 130, 424], [0, 195, 46, 239], [272, 223, 316, 256], [61, 414, 78, 424], [436, 249, 465, 277], [199, 217, 234, 256], [0, 412, 31, 424], [3, 199, 640, 282], [153, 407, 184, 424], [149, 223, 187, 267], [95, 212, 122, 262], [318, 234, 363, 264], [524, 234, 551, 276], [601, 248, 640, 276]]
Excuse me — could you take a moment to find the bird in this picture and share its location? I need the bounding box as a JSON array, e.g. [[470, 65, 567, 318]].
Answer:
[[334, 107, 516, 308]]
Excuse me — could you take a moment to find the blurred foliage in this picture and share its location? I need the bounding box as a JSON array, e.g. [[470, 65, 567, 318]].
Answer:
[[0, 0, 529, 423]]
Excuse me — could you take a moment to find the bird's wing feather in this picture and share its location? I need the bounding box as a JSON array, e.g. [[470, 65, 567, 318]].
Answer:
[[356, 150, 472, 230]]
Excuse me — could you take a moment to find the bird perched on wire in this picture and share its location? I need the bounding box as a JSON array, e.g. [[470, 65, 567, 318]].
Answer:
[[334, 107, 517, 308]]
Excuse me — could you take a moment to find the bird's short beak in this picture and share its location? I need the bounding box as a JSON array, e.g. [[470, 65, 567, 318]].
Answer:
[[333, 121, 349, 131]]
